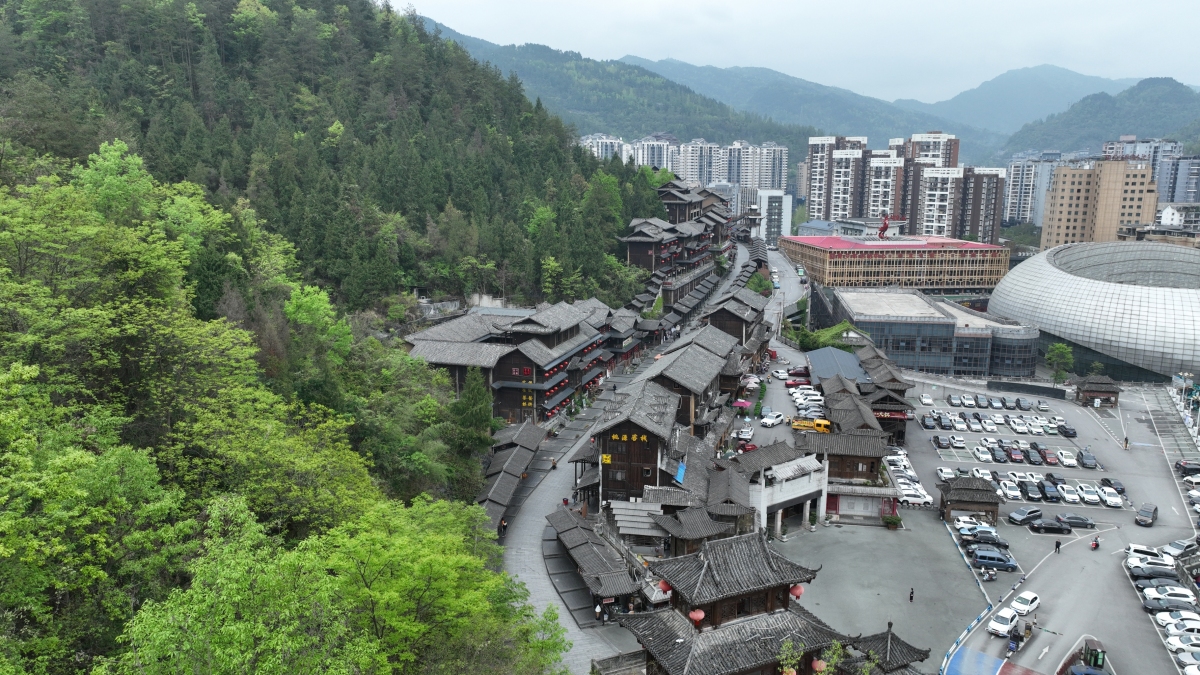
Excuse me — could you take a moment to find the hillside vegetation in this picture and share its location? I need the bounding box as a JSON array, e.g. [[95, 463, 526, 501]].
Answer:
[[1003, 78, 1200, 155]]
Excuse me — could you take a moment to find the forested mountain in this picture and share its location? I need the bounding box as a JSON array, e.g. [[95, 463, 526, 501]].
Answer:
[[893, 65, 1139, 134], [1003, 78, 1200, 155], [422, 19, 822, 154], [618, 56, 1005, 162], [0, 1, 630, 671]]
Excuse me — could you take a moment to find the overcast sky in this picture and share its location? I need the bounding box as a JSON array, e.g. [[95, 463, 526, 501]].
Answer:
[[411, 0, 1198, 102]]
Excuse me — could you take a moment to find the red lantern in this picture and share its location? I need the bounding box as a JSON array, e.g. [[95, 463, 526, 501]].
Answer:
[[789, 585, 804, 599], [658, 580, 671, 593], [812, 660, 826, 673], [688, 609, 705, 623]]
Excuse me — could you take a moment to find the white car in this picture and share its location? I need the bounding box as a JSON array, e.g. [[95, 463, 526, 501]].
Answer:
[[949, 435, 966, 449], [1184, 475, 1200, 489], [1160, 612, 1200, 628], [1058, 484, 1080, 504], [1029, 424, 1044, 436], [968, 421, 983, 433], [1014, 439, 1030, 451], [1077, 483, 1101, 504], [1057, 450, 1078, 467], [936, 467, 957, 482], [790, 384, 815, 393], [761, 412, 786, 427], [953, 516, 981, 530], [1099, 486, 1123, 507], [1050, 416, 1066, 426], [953, 419, 968, 432], [1167, 635, 1200, 653], [771, 369, 789, 380], [999, 481, 1021, 500], [1147, 587, 1199, 603], [991, 414, 1006, 424], [971, 467, 992, 480], [919, 394, 933, 406], [981, 420, 997, 433], [962, 397, 976, 408], [1011, 421, 1028, 434], [1168, 620, 1200, 637], [981, 437, 1000, 447], [1128, 555, 1176, 570], [1010, 591, 1040, 616], [736, 427, 754, 440], [987, 608, 1018, 637], [1006, 471, 1030, 484], [1026, 472, 1044, 483], [900, 490, 933, 506], [1032, 416, 1049, 427], [972, 446, 993, 463]]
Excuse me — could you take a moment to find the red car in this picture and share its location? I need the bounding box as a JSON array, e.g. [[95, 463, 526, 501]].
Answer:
[[1006, 447, 1024, 462], [785, 379, 810, 388], [787, 368, 810, 377], [1040, 449, 1059, 465], [737, 442, 758, 453]]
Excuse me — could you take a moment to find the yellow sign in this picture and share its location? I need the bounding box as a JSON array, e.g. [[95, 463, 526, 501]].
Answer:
[[601, 454, 612, 464]]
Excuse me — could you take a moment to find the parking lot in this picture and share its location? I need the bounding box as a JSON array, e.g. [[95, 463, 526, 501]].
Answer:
[[902, 378, 1195, 675]]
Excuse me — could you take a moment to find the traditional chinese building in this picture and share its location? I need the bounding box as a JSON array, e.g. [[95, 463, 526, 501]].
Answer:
[[631, 344, 726, 434], [579, 380, 681, 504]]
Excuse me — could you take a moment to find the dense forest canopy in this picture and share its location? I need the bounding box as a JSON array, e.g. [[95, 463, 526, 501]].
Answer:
[[0, 0, 681, 670]]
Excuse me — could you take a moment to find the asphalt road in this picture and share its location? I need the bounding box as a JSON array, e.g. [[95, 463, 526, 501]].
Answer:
[[902, 380, 1193, 675]]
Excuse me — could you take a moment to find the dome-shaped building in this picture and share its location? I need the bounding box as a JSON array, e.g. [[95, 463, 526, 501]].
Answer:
[[988, 242, 1200, 381]]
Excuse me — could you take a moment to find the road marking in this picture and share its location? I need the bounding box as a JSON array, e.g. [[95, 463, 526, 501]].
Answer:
[[1142, 389, 1199, 538], [1038, 646, 1049, 660]]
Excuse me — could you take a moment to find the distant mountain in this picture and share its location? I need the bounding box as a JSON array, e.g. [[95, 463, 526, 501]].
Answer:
[[421, 19, 820, 158], [1002, 78, 1200, 155], [618, 56, 1004, 163], [893, 65, 1139, 135]]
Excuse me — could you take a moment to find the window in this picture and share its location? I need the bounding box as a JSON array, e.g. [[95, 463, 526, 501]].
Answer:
[[610, 442, 627, 454], [522, 367, 532, 376], [608, 469, 626, 482], [642, 467, 653, 478], [511, 368, 520, 376]]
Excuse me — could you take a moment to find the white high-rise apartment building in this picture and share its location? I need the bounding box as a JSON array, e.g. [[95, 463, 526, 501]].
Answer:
[[1103, 136, 1182, 179], [757, 142, 789, 191], [903, 133, 960, 168], [721, 140, 789, 191], [756, 189, 792, 246], [579, 133, 624, 161], [867, 156, 906, 218], [1004, 158, 1059, 225], [914, 167, 964, 236], [631, 137, 674, 171], [829, 149, 865, 221], [806, 136, 867, 221], [675, 139, 727, 185]]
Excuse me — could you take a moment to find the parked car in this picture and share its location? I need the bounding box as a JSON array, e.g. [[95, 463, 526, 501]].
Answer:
[[1165, 539, 1200, 559], [1006, 446, 1024, 463], [959, 525, 998, 539], [899, 490, 933, 506], [1138, 577, 1185, 591], [949, 435, 966, 448], [1056, 450, 1078, 467], [1136, 503, 1159, 526], [1077, 449, 1098, 469], [935, 467, 957, 482], [1029, 518, 1072, 534], [948, 394, 962, 407], [1040, 448, 1059, 465], [1024, 448, 1043, 465], [1159, 611, 1200, 627], [952, 516, 982, 530], [1036, 400, 1050, 411], [919, 394, 933, 406], [1008, 507, 1042, 525], [1039, 481, 1061, 502], [1016, 398, 1032, 410], [1058, 484, 1080, 503], [981, 420, 997, 433], [1059, 423, 1077, 438], [1166, 620, 1200, 637], [962, 396, 976, 408], [921, 415, 937, 429], [1131, 565, 1182, 580], [938, 416, 954, 430], [1100, 486, 1123, 507], [787, 367, 810, 377], [989, 397, 1003, 409], [736, 427, 754, 440], [1166, 635, 1200, 652], [761, 412, 786, 427], [1146, 598, 1200, 615], [770, 369, 789, 379], [1018, 481, 1042, 501], [1076, 483, 1101, 504], [973, 447, 993, 462], [973, 550, 1018, 573], [1100, 477, 1126, 494], [991, 446, 1009, 463], [1177, 460, 1200, 476], [932, 436, 951, 449], [1056, 513, 1095, 529], [784, 379, 808, 388], [968, 531, 1010, 549], [999, 480, 1021, 500], [1147, 587, 1198, 603], [968, 420, 983, 433]]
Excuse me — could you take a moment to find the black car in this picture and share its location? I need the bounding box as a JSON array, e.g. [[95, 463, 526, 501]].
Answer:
[[1056, 512, 1095, 529], [1135, 503, 1159, 526], [991, 446, 1009, 463], [1025, 448, 1044, 466], [1058, 424, 1077, 438], [948, 394, 962, 407], [1177, 459, 1200, 476], [1029, 518, 1072, 534], [1130, 565, 1180, 580], [1030, 441, 1047, 453], [989, 470, 1003, 483], [998, 438, 1015, 449], [1045, 473, 1067, 486], [1002, 397, 1017, 410], [972, 412, 984, 422], [1016, 398, 1033, 410], [967, 531, 1009, 549], [1142, 597, 1197, 614], [1039, 480, 1061, 502], [1008, 507, 1042, 525], [932, 436, 951, 449], [965, 543, 1003, 556], [938, 416, 954, 430], [1137, 577, 1184, 591], [1100, 477, 1125, 494], [1077, 449, 1098, 469], [955, 467, 971, 477], [920, 415, 936, 429], [1019, 481, 1042, 501]]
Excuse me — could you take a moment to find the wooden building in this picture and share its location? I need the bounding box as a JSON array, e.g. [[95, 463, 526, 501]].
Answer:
[[631, 344, 726, 434], [937, 476, 1003, 524], [797, 429, 890, 482], [701, 287, 771, 355], [1074, 374, 1121, 407], [585, 380, 681, 504]]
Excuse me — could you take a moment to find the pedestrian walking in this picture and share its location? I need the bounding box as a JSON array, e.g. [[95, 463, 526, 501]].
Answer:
[[1124, 436, 1129, 450], [1055, 539, 1061, 553], [909, 588, 914, 603], [499, 518, 508, 537]]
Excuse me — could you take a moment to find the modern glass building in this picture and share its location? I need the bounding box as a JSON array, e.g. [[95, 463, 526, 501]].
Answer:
[[811, 287, 1039, 377], [988, 242, 1200, 382]]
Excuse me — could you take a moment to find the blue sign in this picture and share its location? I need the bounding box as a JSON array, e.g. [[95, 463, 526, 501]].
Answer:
[[674, 463, 686, 484]]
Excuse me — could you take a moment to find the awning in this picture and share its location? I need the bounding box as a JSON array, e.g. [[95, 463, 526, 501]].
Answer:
[[541, 387, 575, 410]]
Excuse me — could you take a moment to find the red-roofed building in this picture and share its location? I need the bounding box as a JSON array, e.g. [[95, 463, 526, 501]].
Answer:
[[778, 235, 1008, 291]]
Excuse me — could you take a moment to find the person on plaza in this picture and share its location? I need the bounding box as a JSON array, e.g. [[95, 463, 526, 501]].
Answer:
[[1125, 436, 1129, 450], [499, 518, 508, 537], [551, 458, 558, 470], [1054, 539, 1061, 553], [909, 588, 914, 603]]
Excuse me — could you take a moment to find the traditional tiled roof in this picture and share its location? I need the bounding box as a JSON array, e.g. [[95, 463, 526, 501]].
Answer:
[[610, 500, 668, 539], [485, 446, 534, 478], [545, 506, 638, 595], [651, 507, 733, 540], [408, 340, 515, 368], [491, 420, 547, 451], [865, 388, 913, 411], [865, 360, 913, 392], [826, 396, 884, 432], [649, 533, 817, 606], [727, 440, 798, 475], [514, 320, 601, 368], [820, 373, 860, 396], [593, 379, 681, 440], [500, 301, 591, 335], [1074, 374, 1121, 393], [826, 483, 901, 498], [632, 344, 725, 396], [797, 429, 890, 457], [855, 344, 890, 364], [405, 313, 498, 343], [662, 324, 741, 359], [854, 622, 931, 672], [476, 470, 520, 506], [572, 297, 614, 329], [806, 346, 871, 384], [620, 604, 847, 675], [705, 468, 750, 510], [938, 477, 1003, 504], [642, 486, 694, 507]]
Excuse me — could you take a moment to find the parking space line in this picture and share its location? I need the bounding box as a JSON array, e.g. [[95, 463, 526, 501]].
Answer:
[[1142, 390, 1200, 538], [1121, 554, 1188, 675]]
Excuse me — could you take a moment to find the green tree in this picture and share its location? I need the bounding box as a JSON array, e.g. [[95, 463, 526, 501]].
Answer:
[[1088, 361, 1106, 376], [747, 273, 773, 295], [1045, 343, 1075, 385]]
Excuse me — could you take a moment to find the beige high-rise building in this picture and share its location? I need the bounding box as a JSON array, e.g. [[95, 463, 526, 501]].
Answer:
[[1039, 160, 1158, 250]]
